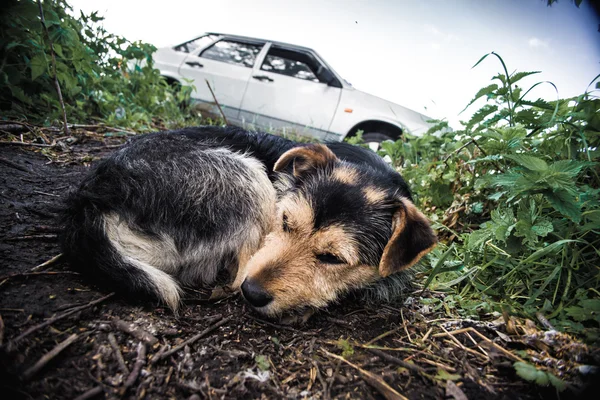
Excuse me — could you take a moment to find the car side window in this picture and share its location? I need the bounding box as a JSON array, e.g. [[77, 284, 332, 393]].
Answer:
[[173, 34, 219, 54], [200, 40, 262, 68], [260, 47, 320, 82]]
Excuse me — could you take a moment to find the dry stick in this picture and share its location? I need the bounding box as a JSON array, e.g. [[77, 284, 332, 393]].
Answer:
[[364, 326, 404, 346], [0, 271, 79, 282], [8, 293, 114, 348], [0, 156, 34, 174], [321, 349, 408, 400], [73, 386, 103, 400], [432, 327, 526, 363], [112, 319, 158, 346], [108, 332, 130, 375], [37, 0, 69, 136], [366, 348, 427, 376], [205, 79, 229, 125], [121, 342, 147, 394], [439, 325, 488, 361], [22, 333, 79, 380], [156, 315, 233, 362], [0, 141, 56, 148], [31, 253, 63, 272]]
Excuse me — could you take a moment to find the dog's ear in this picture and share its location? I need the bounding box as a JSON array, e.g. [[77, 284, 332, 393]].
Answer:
[[274, 144, 337, 177], [379, 197, 437, 276]]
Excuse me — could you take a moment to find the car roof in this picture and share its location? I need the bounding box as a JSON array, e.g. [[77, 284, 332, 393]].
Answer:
[[206, 32, 316, 53]]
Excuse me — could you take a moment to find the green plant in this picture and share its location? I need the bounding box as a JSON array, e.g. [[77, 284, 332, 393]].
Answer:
[[0, 0, 200, 130], [378, 53, 600, 341]]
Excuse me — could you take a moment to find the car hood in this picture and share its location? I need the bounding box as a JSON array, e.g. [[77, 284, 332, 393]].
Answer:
[[344, 89, 435, 136]]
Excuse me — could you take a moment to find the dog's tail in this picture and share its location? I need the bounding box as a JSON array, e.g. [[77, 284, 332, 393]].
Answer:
[[59, 193, 181, 311]]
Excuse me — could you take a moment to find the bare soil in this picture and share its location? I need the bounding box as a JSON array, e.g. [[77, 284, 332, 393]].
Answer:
[[0, 128, 597, 400]]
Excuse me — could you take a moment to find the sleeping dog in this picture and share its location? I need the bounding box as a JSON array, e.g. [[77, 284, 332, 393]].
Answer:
[[61, 126, 437, 316]]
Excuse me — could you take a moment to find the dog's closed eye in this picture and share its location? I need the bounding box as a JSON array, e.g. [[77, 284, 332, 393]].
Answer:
[[316, 253, 345, 265]]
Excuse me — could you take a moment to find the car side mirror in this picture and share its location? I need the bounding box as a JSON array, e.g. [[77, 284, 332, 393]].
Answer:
[[317, 66, 339, 87]]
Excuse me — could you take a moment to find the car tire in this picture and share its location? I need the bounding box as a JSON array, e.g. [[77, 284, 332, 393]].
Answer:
[[362, 132, 396, 152]]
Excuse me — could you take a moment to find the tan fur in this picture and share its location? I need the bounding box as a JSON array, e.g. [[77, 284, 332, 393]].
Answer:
[[362, 186, 387, 204], [379, 198, 437, 276], [240, 193, 380, 316], [332, 166, 359, 185], [273, 144, 337, 177]]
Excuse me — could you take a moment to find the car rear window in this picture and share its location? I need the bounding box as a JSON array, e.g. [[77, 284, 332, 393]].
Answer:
[[201, 40, 263, 68]]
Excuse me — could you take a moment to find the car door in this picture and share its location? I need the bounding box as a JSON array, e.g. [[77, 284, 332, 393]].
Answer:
[[238, 45, 342, 138], [179, 38, 264, 122]]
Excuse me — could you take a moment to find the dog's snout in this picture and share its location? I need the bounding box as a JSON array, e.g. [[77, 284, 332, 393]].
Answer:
[[241, 278, 273, 308]]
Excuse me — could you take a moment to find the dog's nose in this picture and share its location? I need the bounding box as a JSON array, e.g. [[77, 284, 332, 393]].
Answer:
[[241, 278, 273, 308]]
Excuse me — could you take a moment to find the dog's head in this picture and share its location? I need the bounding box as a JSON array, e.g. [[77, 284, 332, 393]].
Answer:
[[237, 144, 437, 316]]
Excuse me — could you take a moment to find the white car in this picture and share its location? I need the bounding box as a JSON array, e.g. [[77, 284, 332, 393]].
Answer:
[[154, 33, 435, 143]]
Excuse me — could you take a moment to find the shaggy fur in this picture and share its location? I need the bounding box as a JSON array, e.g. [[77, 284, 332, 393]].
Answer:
[[61, 126, 437, 316]]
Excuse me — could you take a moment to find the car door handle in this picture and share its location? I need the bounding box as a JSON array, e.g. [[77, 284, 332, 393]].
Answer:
[[185, 61, 203, 68], [252, 75, 273, 82]]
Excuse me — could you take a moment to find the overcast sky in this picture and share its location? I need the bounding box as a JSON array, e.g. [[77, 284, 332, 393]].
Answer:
[[69, 0, 599, 128]]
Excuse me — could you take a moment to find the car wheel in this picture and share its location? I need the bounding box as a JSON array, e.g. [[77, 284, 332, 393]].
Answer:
[[362, 132, 395, 152]]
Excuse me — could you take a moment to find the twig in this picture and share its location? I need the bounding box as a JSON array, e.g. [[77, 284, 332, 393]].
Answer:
[[37, 0, 69, 136], [31, 253, 63, 271], [0, 314, 4, 346], [33, 190, 60, 197], [22, 333, 79, 380], [400, 309, 412, 343], [7, 293, 114, 348], [433, 327, 526, 363], [122, 342, 146, 394], [311, 360, 329, 400], [5, 234, 58, 241], [439, 325, 488, 360], [321, 349, 408, 400], [0, 141, 56, 148], [0, 156, 34, 174], [0, 270, 78, 282], [155, 316, 232, 362], [364, 326, 403, 346], [366, 348, 427, 375], [0, 123, 28, 133], [73, 386, 103, 400], [108, 332, 130, 375], [205, 79, 229, 125], [112, 319, 158, 346]]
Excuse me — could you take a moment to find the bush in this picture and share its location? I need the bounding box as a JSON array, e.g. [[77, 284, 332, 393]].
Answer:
[[378, 53, 600, 342], [0, 0, 198, 130]]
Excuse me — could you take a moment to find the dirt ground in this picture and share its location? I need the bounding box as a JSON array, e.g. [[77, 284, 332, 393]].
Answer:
[[0, 126, 598, 400]]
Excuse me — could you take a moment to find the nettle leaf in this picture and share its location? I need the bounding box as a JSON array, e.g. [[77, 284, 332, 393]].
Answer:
[[509, 71, 541, 85], [564, 306, 598, 322], [30, 54, 48, 81], [546, 190, 582, 222], [490, 208, 516, 241], [467, 104, 498, 129], [548, 160, 595, 177], [505, 154, 548, 172], [514, 362, 566, 391], [531, 219, 553, 237], [461, 84, 499, 113]]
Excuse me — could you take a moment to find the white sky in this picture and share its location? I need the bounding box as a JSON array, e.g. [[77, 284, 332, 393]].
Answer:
[[69, 0, 599, 128]]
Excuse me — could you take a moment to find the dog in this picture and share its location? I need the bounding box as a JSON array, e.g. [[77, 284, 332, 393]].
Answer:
[[61, 126, 437, 316]]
